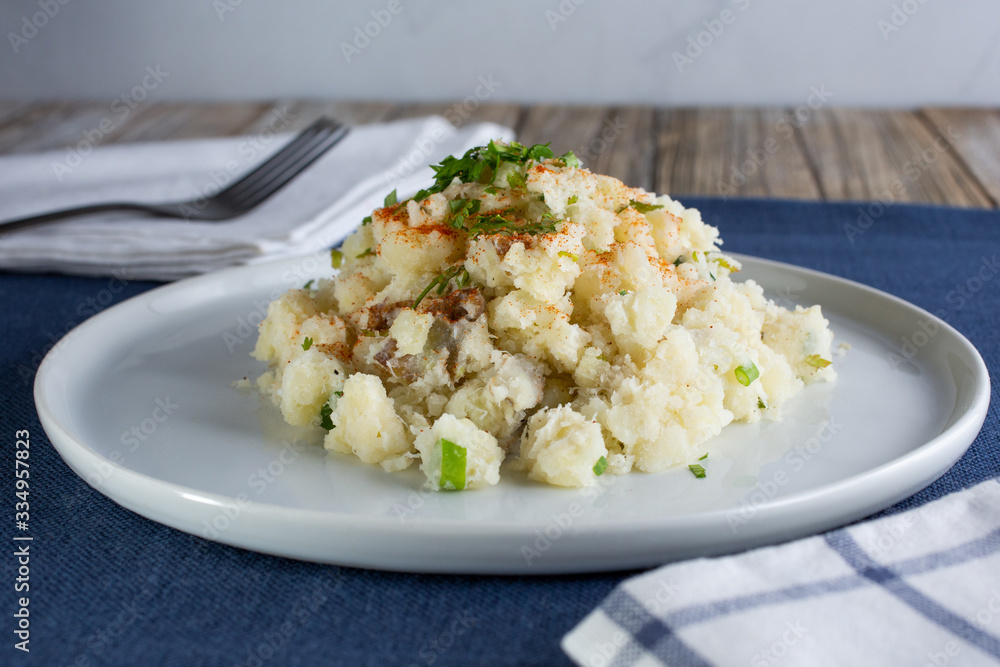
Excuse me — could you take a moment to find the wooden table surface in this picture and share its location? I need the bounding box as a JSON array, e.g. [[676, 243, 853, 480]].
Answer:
[[1, 100, 998, 208]]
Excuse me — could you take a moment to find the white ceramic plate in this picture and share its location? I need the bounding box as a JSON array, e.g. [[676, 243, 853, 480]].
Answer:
[[35, 254, 990, 574]]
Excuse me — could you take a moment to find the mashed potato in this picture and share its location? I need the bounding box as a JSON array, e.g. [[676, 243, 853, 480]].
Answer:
[[252, 141, 835, 490]]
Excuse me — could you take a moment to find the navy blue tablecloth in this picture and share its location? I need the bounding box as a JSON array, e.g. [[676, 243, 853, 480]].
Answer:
[[2, 198, 997, 666]]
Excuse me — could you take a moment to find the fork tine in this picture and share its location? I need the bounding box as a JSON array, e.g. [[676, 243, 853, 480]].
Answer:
[[230, 128, 348, 211], [219, 118, 342, 201]]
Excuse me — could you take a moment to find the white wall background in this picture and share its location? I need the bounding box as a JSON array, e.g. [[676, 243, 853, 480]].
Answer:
[[1, 0, 998, 106]]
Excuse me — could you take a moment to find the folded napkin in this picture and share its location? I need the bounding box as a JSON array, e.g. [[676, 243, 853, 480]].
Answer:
[[0, 116, 513, 280], [564, 479, 1000, 666]]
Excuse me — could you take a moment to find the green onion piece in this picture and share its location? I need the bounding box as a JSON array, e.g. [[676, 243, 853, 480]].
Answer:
[[361, 215, 372, 226], [483, 186, 498, 195], [303, 279, 314, 290], [330, 248, 343, 269], [560, 151, 580, 168], [384, 189, 397, 207], [714, 256, 740, 272], [688, 463, 706, 479], [302, 337, 313, 351], [439, 438, 467, 491], [357, 247, 376, 259], [629, 200, 664, 213], [698, 453, 708, 461], [806, 354, 832, 368], [593, 456, 608, 476], [758, 398, 766, 409], [734, 363, 760, 387], [506, 171, 526, 189], [567, 195, 579, 205], [319, 402, 334, 430], [558, 250, 578, 262]]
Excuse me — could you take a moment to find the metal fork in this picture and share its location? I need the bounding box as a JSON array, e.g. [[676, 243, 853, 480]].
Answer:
[[0, 117, 349, 234]]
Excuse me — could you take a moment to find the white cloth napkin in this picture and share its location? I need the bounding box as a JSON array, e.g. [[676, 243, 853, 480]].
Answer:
[[0, 116, 513, 280], [563, 479, 1000, 666]]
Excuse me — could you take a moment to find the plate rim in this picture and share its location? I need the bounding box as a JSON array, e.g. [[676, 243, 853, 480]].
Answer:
[[34, 252, 992, 571]]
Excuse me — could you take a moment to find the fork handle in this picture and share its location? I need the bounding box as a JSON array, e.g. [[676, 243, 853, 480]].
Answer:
[[0, 203, 170, 234]]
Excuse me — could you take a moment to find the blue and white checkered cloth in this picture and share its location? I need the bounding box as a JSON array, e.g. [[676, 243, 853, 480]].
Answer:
[[563, 479, 1000, 666]]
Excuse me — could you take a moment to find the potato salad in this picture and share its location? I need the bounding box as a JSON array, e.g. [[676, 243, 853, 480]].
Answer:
[[252, 141, 835, 490]]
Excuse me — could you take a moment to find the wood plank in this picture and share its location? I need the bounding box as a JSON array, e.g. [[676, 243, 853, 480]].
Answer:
[[585, 107, 656, 192], [879, 110, 992, 207], [654, 108, 700, 196], [794, 108, 994, 207], [757, 107, 823, 200], [921, 108, 1000, 206], [515, 105, 608, 160], [0, 101, 118, 154], [387, 102, 521, 130]]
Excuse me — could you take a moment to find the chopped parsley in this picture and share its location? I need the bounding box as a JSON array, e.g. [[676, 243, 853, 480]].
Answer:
[[413, 265, 471, 308], [618, 289, 628, 296], [356, 247, 376, 259], [439, 438, 467, 491], [593, 456, 608, 476], [465, 209, 558, 238], [758, 398, 767, 409], [302, 337, 313, 351], [688, 463, 706, 479], [319, 402, 334, 430], [625, 200, 664, 214], [333, 390, 343, 397], [447, 198, 482, 230], [410, 140, 557, 202], [361, 215, 372, 226], [384, 189, 398, 207], [302, 279, 314, 290], [330, 248, 343, 269], [560, 151, 580, 168], [805, 355, 832, 368], [734, 363, 760, 387], [505, 170, 527, 190]]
